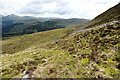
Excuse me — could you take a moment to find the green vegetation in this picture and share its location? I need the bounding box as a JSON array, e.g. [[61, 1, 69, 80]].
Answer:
[[1, 21, 119, 78], [2, 15, 89, 40], [1, 3, 120, 79], [81, 58, 90, 65], [2, 27, 74, 54], [45, 22, 120, 78]]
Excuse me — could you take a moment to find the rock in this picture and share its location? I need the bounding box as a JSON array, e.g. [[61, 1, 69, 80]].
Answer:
[[22, 74, 29, 79], [33, 52, 37, 54]]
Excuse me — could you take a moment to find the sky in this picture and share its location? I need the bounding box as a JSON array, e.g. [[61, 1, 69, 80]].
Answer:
[[0, 0, 119, 19]]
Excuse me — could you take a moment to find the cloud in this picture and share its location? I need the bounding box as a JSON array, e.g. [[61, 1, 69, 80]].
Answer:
[[0, 0, 119, 19], [18, 0, 73, 15]]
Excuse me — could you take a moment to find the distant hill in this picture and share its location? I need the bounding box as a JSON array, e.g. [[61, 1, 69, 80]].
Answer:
[[2, 15, 89, 39], [50, 18, 89, 27], [21, 18, 89, 34], [2, 14, 64, 27], [2, 3, 120, 78], [2, 14, 49, 27]]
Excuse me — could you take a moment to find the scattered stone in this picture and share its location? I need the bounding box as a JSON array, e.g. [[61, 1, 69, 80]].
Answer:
[[22, 74, 29, 79], [33, 52, 36, 54]]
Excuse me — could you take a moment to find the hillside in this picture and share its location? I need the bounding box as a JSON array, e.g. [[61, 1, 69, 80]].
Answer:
[[2, 16, 89, 39], [2, 27, 74, 54], [75, 3, 120, 30], [20, 18, 89, 36], [50, 18, 89, 27], [1, 3, 120, 79], [2, 14, 48, 27], [2, 14, 59, 33]]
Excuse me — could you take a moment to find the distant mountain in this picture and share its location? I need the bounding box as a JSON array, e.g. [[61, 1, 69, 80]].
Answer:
[[38, 17, 63, 21], [2, 14, 49, 27], [50, 18, 89, 27], [2, 3, 120, 78], [21, 18, 89, 35], [2, 15, 89, 39], [2, 14, 64, 28]]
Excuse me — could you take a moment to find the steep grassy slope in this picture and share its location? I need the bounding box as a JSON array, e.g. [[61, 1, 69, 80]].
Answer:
[[2, 27, 74, 54], [1, 26, 75, 78], [41, 22, 120, 78], [1, 20, 119, 79], [75, 3, 120, 29], [1, 3, 120, 79]]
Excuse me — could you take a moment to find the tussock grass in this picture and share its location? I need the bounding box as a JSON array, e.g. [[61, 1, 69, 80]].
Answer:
[[1, 19, 120, 78]]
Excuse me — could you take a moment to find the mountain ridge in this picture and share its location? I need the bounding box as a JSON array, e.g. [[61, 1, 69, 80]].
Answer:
[[2, 15, 89, 39], [1, 3, 120, 79]]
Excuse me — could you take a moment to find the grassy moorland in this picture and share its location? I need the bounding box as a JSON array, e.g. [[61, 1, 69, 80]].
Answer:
[[1, 20, 120, 79], [45, 22, 120, 78], [2, 26, 75, 55], [1, 3, 120, 79], [1, 27, 74, 78]]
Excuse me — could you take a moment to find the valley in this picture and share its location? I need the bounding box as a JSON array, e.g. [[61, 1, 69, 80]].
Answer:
[[1, 2, 120, 79], [2, 15, 89, 40]]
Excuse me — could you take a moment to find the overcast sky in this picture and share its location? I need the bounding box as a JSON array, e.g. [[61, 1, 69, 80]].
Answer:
[[0, 0, 119, 19]]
